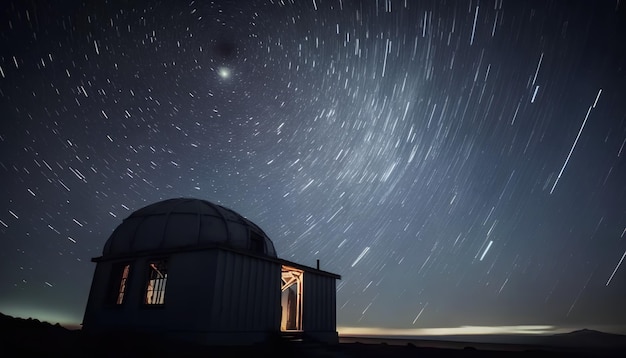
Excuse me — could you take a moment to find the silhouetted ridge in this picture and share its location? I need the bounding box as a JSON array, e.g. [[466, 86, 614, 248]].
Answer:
[[2, 312, 626, 357]]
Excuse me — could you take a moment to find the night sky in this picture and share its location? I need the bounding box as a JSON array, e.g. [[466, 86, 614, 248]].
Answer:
[[1, 0, 626, 336]]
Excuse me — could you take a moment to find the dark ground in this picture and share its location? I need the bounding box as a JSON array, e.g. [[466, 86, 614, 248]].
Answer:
[[1, 313, 624, 357]]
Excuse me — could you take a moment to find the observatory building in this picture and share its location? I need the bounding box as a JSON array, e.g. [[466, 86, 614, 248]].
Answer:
[[82, 198, 340, 345]]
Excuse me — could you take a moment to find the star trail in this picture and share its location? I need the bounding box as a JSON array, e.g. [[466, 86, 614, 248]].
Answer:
[[1, 0, 625, 335]]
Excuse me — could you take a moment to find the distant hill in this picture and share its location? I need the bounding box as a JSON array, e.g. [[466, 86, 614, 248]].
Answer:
[[537, 329, 626, 349], [0, 312, 77, 336], [0, 312, 83, 356], [554, 328, 620, 337], [2, 312, 626, 357]]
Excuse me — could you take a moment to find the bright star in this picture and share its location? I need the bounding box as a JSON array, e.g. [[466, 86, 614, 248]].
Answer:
[[217, 67, 231, 79]]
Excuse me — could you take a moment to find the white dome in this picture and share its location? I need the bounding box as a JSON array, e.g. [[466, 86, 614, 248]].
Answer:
[[102, 198, 276, 257]]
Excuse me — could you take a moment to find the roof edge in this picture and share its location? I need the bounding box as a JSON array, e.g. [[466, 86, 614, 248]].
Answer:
[[92, 243, 341, 279]]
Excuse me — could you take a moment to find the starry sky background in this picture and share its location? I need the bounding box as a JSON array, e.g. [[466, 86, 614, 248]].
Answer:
[[1, 0, 626, 335]]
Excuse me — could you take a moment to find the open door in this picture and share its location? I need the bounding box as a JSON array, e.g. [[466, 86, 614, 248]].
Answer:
[[281, 265, 303, 331]]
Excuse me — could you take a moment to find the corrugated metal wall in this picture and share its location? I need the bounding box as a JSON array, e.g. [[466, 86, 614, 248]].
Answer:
[[82, 261, 109, 329], [211, 250, 281, 332], [302, 271, 337, 332], [84, 249, 282, 335], [84, 248, 338, 343]]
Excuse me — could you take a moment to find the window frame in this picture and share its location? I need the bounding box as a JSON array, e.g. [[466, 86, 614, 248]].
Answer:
[[143, 259, 168, 306], [107, 262, 131, 306]]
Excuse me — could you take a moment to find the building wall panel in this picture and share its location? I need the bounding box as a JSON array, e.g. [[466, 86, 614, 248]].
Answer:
[[303, 272, 337, 332], [165, 251, 218, 330], [84, 247, 336, 345], [211, 250, 280, 332]]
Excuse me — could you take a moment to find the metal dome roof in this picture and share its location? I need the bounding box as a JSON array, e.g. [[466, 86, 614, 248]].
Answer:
[[102, 198, 277, 257]]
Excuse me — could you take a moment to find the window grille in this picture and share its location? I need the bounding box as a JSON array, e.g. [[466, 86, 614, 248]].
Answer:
[[145, 260, 168, 305]]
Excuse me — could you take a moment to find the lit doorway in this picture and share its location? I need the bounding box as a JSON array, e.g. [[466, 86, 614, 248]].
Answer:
[[281, 265, 303, 331]]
